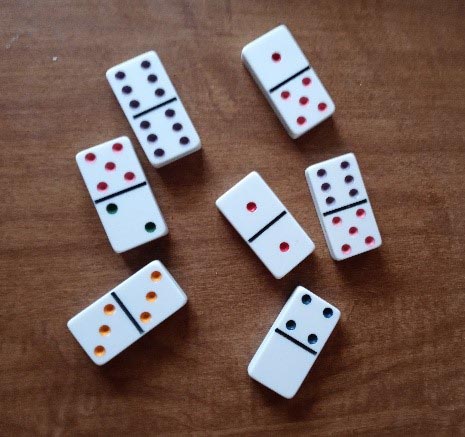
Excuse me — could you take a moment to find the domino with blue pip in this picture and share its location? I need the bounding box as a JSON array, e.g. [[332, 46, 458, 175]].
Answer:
[[248, 286, 340, 398], [216, 172, 315, 279]]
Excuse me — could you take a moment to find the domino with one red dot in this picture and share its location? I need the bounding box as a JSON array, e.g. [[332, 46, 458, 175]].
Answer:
[[241, 25, 335, 139], [76, 136, 168, 253], [305, 153, 382, 260], [216, 171, 315, 279]]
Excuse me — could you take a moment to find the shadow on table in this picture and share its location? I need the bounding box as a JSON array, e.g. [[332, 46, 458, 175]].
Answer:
[[333, 248, 396, 293], [292, 117, 347, 157], [121, 233, 172, 274], [156, 148, 208, 192]]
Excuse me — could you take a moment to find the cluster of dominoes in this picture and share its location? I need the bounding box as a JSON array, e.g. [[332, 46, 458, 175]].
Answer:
[[68, 25, 381, 399]]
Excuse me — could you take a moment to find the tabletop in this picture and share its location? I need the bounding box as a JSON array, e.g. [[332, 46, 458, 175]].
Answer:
[[1, 1, 464, 435]]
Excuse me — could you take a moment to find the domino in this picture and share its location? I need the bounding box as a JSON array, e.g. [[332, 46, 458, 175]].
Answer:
[[106, 51, 201, 168], [216, 172, 315, 279], [305, 153, 382, 260], [68, 260, 187, 365], [248, 286, 340, 398], [76, 136, 168, 253], [242, 25, 335, 139]]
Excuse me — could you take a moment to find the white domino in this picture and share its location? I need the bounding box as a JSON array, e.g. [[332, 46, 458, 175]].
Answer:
[[242, 25, 335, 139], [76, 136, 168, 253], [305, 153, 382, 260], [216, 172, 315, 279], [68, 260, 187, 365], [106, 51, 201, 168], [248, 286, 340, 398]]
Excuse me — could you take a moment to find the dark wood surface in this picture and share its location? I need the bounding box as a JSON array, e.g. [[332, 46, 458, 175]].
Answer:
[[1, 1, 464, 435]]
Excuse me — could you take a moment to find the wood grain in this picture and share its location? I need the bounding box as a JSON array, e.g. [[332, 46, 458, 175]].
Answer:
[[1, 1, 464, 435]]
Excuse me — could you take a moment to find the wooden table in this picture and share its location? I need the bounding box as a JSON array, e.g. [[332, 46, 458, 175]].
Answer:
[[1, 1, 464, 435]]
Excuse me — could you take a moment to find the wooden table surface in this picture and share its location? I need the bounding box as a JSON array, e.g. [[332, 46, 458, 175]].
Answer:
[[1, 1, 464, 435]]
